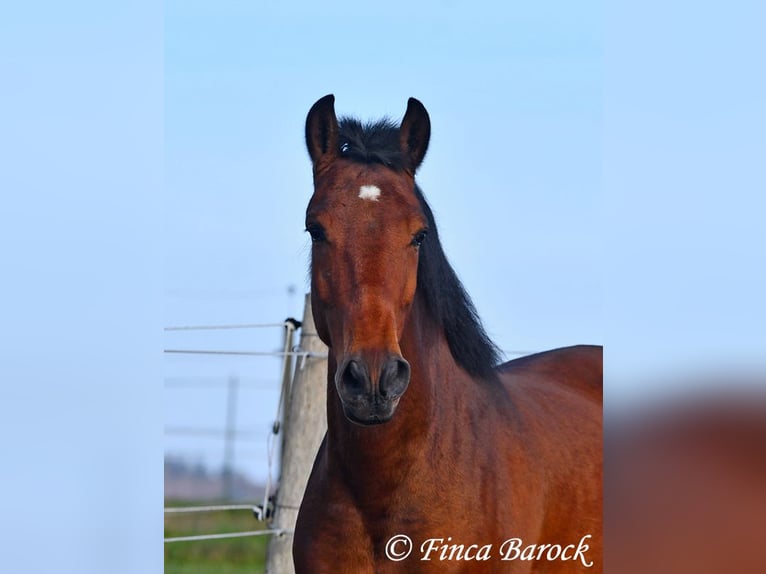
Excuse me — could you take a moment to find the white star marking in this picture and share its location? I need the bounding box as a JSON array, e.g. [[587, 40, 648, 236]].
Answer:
[[358, 185, 382, 201]]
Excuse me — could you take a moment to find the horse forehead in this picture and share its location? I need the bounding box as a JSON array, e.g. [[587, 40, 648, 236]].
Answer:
[[313, 166, 419, 216]]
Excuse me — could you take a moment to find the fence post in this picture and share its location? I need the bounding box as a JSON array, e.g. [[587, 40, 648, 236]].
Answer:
[[277, 319, 299, 475], [266, 294, 327, 573]]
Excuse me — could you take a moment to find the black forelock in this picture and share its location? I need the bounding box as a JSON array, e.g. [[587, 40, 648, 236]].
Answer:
[[333, 117, 502, 381], [337, 117, 406, 170]]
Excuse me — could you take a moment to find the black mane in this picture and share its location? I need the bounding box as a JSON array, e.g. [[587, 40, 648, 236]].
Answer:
[[337, 117, 502, 381]]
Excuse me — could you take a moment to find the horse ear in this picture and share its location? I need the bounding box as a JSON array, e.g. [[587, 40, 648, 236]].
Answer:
[[400, 97, 431, 171], [305, 94, 339, 165]]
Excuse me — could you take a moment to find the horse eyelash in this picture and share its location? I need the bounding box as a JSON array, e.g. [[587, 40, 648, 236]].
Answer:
[[411, 229, 428, 247], [306, 223, 326, 243]]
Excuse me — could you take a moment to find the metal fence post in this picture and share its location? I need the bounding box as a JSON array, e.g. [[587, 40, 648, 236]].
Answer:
[[277, 318, 300, 473]]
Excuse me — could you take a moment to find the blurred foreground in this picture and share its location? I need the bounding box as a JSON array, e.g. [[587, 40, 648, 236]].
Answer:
[[606, 380, 766, 574]]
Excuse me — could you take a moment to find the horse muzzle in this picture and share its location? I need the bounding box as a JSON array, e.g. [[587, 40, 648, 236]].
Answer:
[[334, 354, 411, 426]]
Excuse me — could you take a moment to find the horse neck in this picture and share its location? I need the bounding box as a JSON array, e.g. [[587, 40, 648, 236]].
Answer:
[[325, 296, 466, 488]]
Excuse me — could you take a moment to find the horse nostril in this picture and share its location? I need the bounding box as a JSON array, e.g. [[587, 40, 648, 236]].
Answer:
[[379, 357, 410, 399], [339, 359, 370, 396]]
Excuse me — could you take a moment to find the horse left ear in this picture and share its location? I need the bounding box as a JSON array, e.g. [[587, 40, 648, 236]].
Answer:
[[400, 97, 431, 172]]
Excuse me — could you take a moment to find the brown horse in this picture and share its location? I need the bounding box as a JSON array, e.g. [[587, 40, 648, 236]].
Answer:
[[293, 95, 602, 573]]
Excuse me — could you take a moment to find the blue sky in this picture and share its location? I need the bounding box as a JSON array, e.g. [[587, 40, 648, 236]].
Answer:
[[604, 2, 765, 404], [1, 1, 764, 572]]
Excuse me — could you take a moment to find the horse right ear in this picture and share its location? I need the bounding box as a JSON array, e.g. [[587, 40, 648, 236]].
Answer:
[[399, 97, 431, 172], [305, 94, 339, 165]]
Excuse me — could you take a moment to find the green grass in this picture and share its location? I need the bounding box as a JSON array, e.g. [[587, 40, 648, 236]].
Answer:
[[165, 501, 269, 574]]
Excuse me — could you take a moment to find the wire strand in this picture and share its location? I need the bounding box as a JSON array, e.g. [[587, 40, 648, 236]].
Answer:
[[164, 349, 328, 358], [164, 427, 262, 439], [164, 376, 274, 389], [164, 529, 289, 543], [165, 323, 286, 331], [165, 504, 254, 514]]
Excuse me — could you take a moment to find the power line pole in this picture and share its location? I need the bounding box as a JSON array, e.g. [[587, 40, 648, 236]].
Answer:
[[222, 374, 238, 500]]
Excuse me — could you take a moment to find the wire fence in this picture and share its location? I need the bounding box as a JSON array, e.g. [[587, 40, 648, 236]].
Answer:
[[164, 319, 302, 545]]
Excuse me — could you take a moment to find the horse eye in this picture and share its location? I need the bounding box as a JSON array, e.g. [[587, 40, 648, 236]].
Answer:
[[411, 229, 428, 247], [306, 223, 326, 243]]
